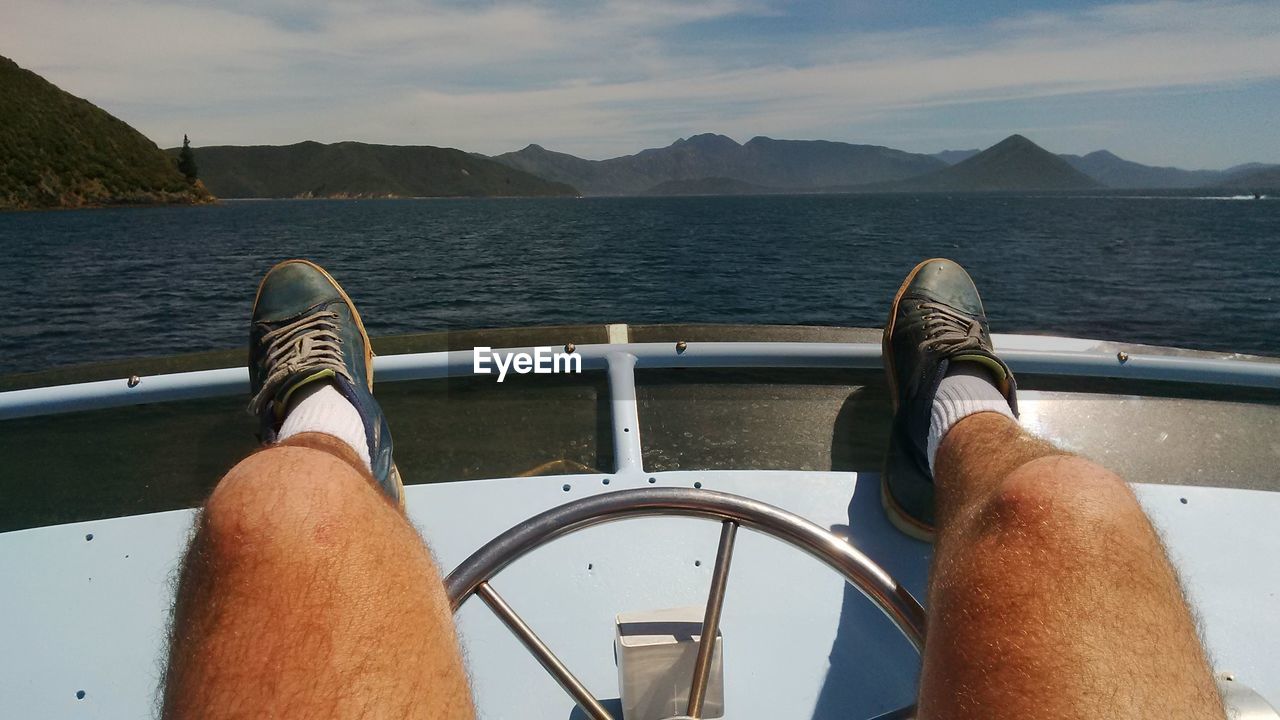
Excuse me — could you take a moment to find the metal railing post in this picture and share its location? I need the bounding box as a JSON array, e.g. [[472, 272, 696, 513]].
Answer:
[[606, 351, 644, 476]]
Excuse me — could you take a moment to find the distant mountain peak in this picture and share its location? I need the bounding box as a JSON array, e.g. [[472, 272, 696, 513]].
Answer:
[[886, 134, 1099, 192], [1060, 149, 1237, 188], [672, 133, 741, 150], [991, 133, 1036, 149]]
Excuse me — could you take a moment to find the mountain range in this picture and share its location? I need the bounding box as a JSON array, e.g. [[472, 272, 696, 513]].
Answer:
[[491, 134, 945, 195], [3, 55, 1276, 208], [488, 134, 1275, 196], [180, 142, 576, 199], [1219, 165, 1280, 189], [164, 135, 1280, 199], [1059, 151, 1229, 189]]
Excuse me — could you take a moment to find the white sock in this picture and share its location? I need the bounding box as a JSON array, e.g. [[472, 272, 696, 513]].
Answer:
[[926, 363, 1016, 473], [277, 383, 372, 472]]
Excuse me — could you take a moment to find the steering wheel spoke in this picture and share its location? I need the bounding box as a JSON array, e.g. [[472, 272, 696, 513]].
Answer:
[[475, 581, 613, 720], [687, 520, 737, 718]]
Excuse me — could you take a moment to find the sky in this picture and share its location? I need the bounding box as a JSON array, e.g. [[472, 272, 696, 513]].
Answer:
[[3, 0, 1278, 168]]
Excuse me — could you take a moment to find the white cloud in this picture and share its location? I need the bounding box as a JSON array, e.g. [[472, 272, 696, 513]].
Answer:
[[2, 0, 1277, 163]]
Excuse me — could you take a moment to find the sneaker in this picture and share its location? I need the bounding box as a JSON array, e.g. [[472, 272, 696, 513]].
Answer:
[[247, 259, 403, 507], [881, 258, 1017, 541]]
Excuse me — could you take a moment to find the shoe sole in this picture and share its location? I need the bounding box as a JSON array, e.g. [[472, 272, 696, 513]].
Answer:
[[880, 258, 945, 543], [879, 469, 936, 543], [254, 259, 406, 510]]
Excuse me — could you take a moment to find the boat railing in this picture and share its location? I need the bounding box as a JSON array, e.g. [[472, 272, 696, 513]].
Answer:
[[3, 338, 1279, 482], [4, 340, 1279, 416]]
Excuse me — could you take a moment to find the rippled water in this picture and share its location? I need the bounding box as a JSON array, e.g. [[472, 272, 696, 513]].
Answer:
[[0, 194, 1276, 375]]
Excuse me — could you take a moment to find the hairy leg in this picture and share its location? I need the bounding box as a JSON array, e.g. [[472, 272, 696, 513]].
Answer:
[[917, 413, 1223, 720], [162, 432, 473, 719]]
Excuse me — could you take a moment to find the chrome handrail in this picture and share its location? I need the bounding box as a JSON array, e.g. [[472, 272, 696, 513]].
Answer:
[[3, 338, 1278, 421]]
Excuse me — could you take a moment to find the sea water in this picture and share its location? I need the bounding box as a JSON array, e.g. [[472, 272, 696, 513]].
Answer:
[[0, 193, 1276, 374]]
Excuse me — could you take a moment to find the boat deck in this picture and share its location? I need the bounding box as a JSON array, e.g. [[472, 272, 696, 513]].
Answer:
[[1, 325, 1278, 717], [3, 470, 1278, 718]]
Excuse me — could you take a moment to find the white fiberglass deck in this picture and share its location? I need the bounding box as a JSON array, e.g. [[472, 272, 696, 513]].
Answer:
[[2, 470, 1277, 719]]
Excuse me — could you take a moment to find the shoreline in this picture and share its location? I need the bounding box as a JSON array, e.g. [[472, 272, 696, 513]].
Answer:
[[0, 188, 216, 213]]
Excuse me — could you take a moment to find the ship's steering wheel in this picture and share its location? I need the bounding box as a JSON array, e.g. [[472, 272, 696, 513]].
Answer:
[[445, 487, 926, 720]]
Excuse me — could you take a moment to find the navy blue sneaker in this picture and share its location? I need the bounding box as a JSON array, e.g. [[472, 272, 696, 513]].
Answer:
[[247, 259, 403, 507], [881, 258, 1018, 541]]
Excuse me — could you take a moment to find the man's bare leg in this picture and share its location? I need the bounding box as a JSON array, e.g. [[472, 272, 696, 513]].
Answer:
[[162, 432, 473, 719], [917, 412, 1223, 719]]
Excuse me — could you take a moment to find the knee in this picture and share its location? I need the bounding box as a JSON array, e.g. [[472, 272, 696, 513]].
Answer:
[[974, 455, 1146, 545], [201, 445, 386, 561]]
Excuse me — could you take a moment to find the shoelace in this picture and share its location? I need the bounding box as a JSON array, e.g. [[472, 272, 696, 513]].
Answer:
[[918, 301, 985, 355], [248, 310, 353, 416]]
